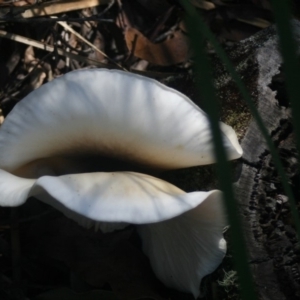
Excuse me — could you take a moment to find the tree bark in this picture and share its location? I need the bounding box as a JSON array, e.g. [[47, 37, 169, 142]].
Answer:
[[235, 22, 300, 300], [163, 20, 300, 300]]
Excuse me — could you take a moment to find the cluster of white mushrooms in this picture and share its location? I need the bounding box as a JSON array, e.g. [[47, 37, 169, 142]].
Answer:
[[0, 69, 242, 298]]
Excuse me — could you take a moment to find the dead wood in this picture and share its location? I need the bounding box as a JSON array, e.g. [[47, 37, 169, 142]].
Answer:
[[162, 20, 300, 300]]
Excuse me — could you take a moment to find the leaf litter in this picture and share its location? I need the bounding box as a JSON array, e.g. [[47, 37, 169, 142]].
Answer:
[[0, 0, 276, 299]]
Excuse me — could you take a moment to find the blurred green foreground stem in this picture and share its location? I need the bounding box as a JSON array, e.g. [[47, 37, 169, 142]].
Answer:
[[180, 1, 257, 299]]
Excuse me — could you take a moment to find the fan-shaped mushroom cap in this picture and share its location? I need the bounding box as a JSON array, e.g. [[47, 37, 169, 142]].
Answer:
[[0, 69, 235, 298], [0, 69, 242, 175], [0, 168, 218, 224], [0, 168, 226, 297]]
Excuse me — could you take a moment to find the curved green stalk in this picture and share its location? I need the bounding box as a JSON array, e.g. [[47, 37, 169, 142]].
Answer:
[[180, 1, 257, 300], [181, 1, 300, 238]]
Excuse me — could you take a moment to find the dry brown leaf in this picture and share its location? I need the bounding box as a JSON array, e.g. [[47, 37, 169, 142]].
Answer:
[[23, 46, 46, 90], [22, 0, 110, 18], [89, 32, 106, 61], [58, 21, 125, 70], [0, 109, 4, 125], [12, 0, 35, 7], [28, 68, 47, 90], [215, 20, 260, 42], [125, 27, 191, 66], [24, 45, 36, 67], [237, 17, 271, 29], [0, 29, 113, 69]]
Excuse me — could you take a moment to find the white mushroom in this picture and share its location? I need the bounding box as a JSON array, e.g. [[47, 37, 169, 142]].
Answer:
[[0, 69, 242, 297]]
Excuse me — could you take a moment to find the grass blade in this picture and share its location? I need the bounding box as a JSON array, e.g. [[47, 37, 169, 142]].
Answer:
[[181, 2, 300, 238], [180, 1, 257, 299]]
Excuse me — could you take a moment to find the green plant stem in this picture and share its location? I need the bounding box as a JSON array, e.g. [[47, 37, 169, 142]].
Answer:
[[182, 2, 300, 238], [180, 1, 257, 300]]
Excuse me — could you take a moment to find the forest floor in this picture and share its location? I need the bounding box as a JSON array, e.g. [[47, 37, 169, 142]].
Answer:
[[0, 1, 297, 300]]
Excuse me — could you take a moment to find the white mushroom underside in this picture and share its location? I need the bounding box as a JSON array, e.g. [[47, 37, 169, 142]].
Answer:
[[0, 168, 227, 297], [138, 191, 227, 298], [0, 169, 219, 224]]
